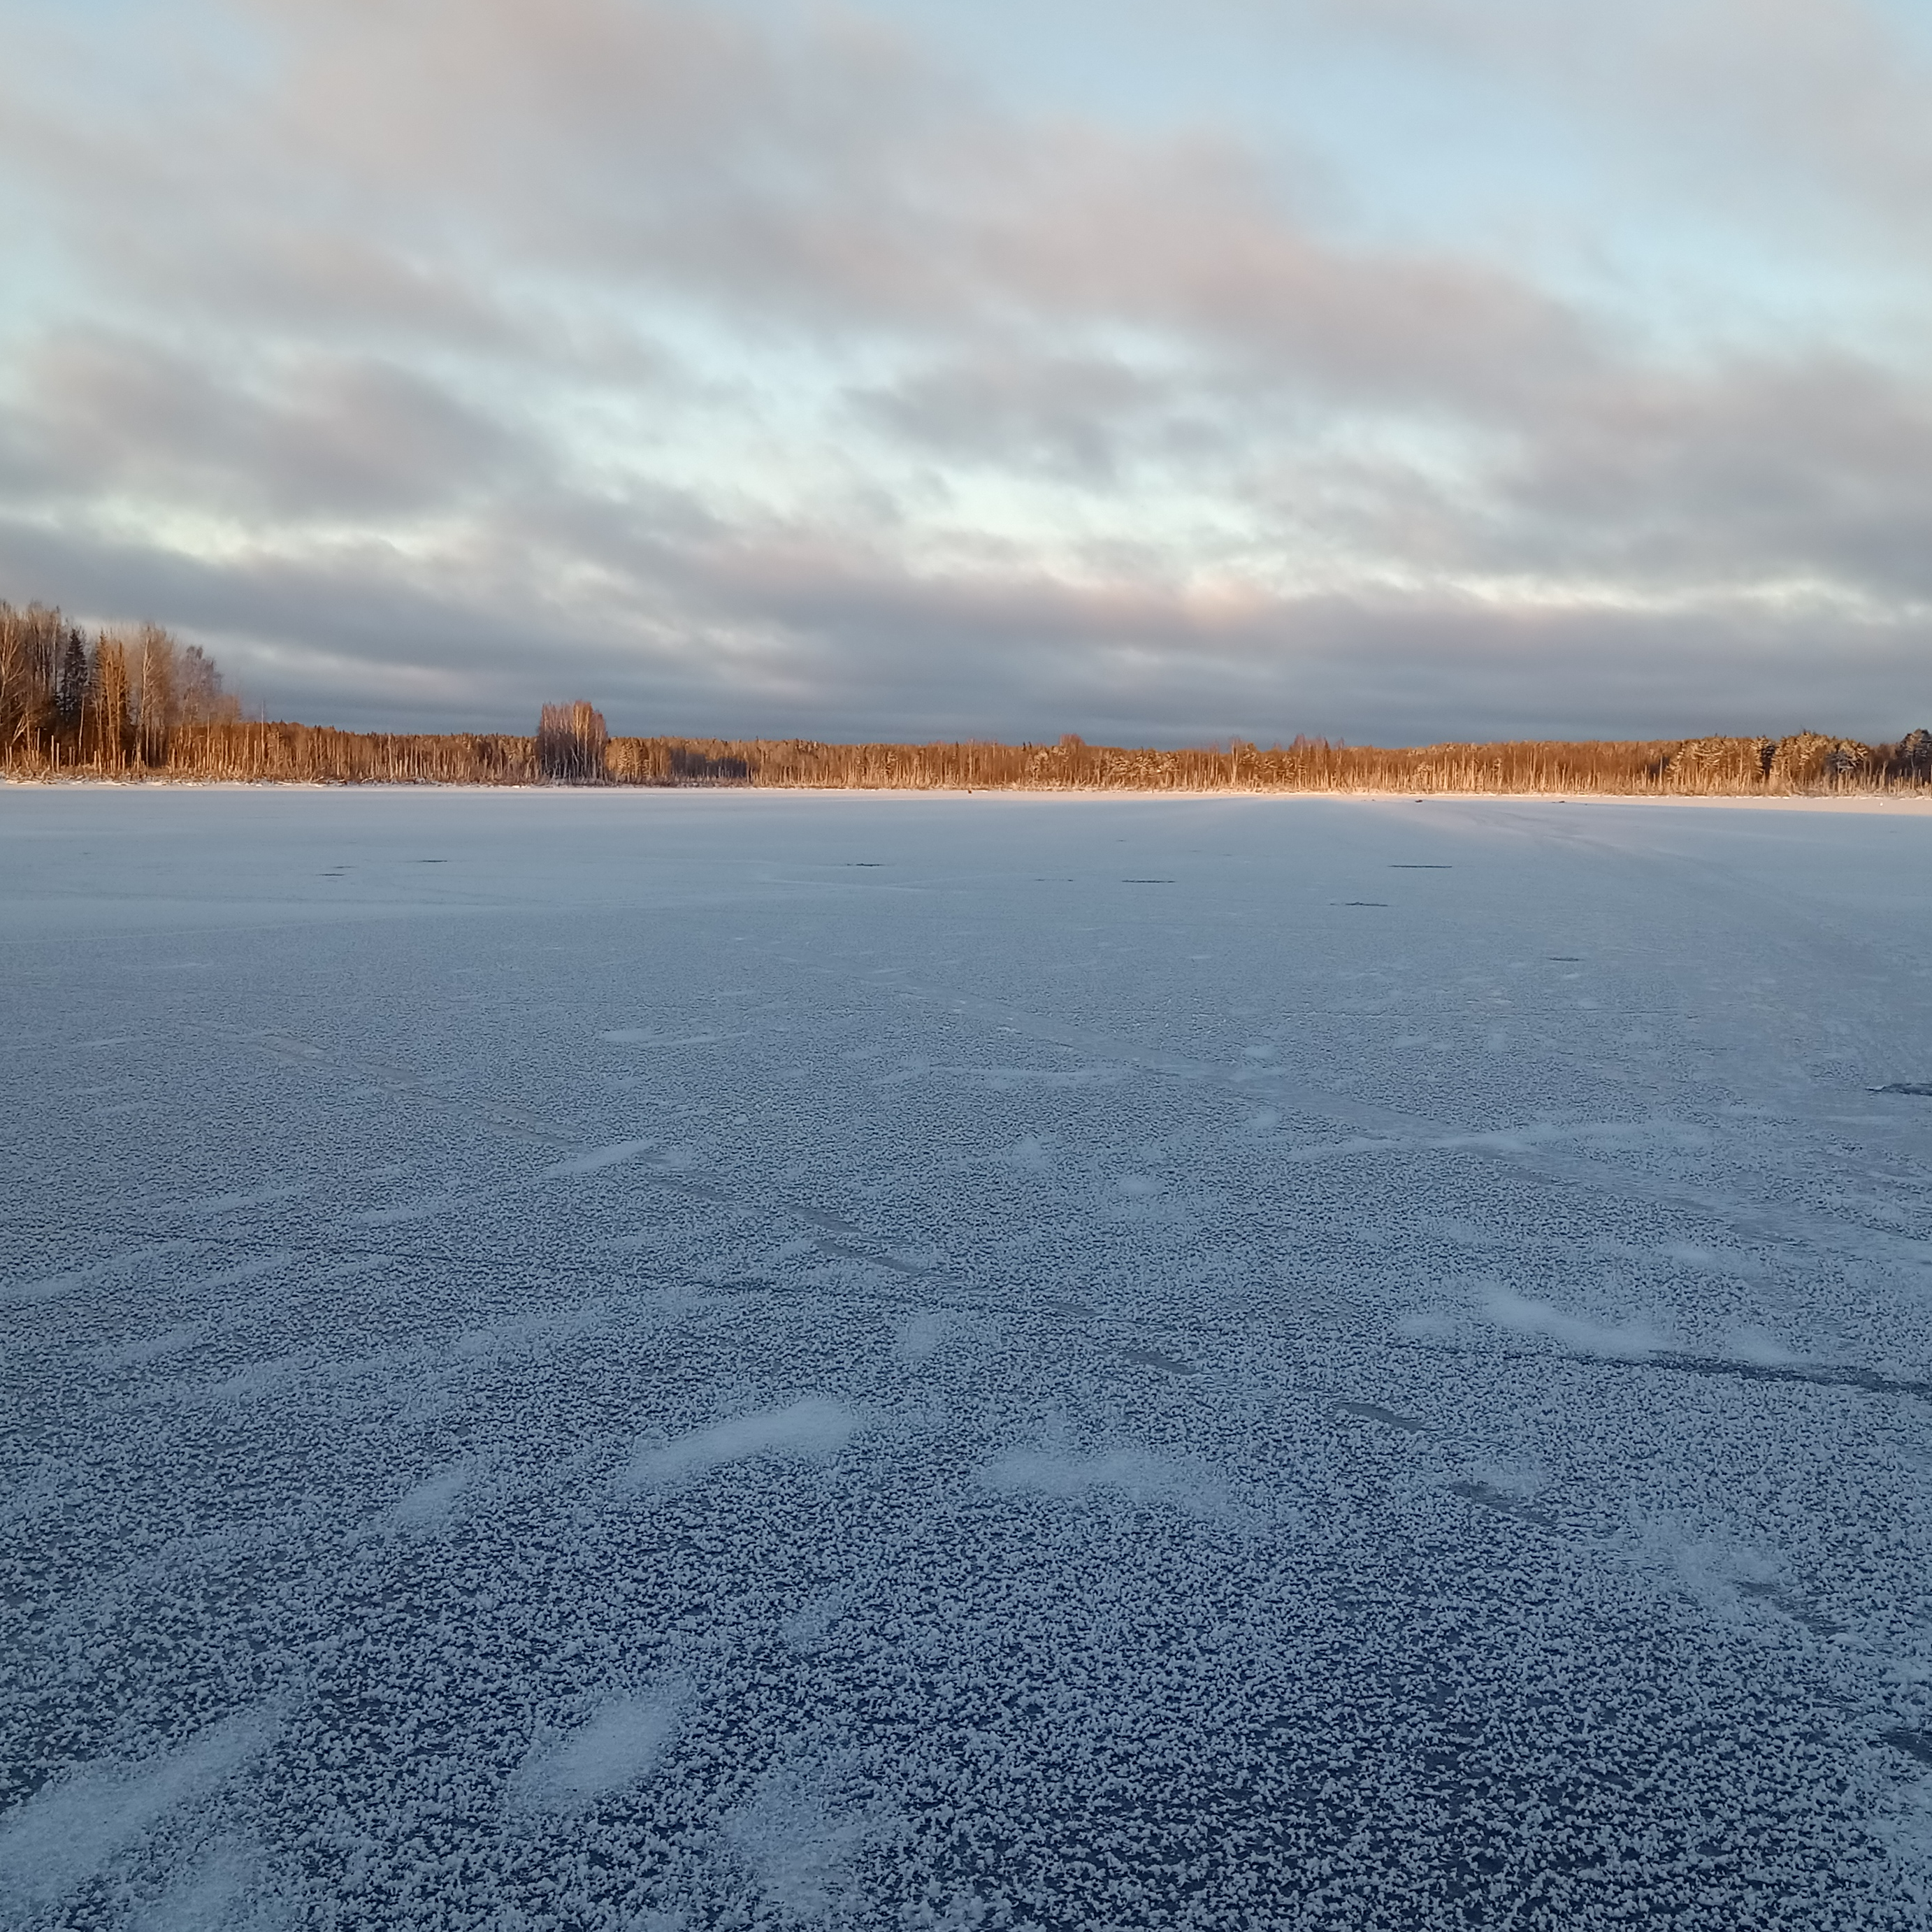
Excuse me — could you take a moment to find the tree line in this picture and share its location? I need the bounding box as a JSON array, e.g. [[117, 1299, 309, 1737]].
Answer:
[[605, 728, 1932, 794], [1, 602, 236, 772], [5, 600, 1930, 793]]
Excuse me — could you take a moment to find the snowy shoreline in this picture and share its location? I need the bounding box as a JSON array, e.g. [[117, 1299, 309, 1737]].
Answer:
[[9, 776, 1932, 813]]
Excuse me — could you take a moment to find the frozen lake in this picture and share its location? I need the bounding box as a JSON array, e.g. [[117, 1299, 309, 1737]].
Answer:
[[5, 786, 1932, 1929]]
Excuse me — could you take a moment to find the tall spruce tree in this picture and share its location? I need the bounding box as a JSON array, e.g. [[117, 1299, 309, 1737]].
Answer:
[[55, 628, 89, 741]]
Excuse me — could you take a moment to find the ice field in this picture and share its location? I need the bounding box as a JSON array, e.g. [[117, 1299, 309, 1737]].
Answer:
[[6, 786, 1932, 1930]]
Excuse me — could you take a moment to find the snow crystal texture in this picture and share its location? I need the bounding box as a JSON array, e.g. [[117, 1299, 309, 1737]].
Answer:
[[5, 786, 1932, 1929]]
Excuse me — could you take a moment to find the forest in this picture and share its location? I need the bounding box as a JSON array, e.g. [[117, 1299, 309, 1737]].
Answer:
[[6, 601, 1931, 795]]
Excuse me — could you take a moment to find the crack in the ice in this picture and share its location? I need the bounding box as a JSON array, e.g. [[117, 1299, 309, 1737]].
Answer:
[[1405, 1338, 1932, 1401]]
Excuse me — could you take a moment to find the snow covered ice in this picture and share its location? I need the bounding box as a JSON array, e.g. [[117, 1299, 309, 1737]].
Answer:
[[6, 785, 1932, 1929]]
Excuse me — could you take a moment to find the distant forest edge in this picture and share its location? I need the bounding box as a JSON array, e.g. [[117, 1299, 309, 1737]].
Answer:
[[6, 603, 1931, 795]]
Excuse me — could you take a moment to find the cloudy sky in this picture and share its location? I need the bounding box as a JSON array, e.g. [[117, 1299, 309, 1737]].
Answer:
[[2, 0, 1930, 743]]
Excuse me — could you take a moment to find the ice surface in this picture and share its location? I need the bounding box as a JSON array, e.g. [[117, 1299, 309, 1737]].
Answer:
[[623, 1399, 865, 1491], [0, 1715, 274, 1922], [509, 1686, 691, 1813], [5, 786, 1932, 1926]]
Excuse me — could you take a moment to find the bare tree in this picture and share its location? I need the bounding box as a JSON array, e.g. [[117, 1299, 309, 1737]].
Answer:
[[87, 633, 131, 770], [129, 623, 177, 766], [536, 702, 608, 784]]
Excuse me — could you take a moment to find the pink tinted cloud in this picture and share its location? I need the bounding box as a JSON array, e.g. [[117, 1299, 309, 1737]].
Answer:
[[0, 0, 1929, 739]]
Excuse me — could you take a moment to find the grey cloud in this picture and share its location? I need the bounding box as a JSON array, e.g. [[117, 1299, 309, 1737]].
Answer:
[[1290, 0, 1932, 250], [848, 350, 1230, 481], [1490, 355, 1932, 596], [620, 531, 1932, 744], [3, 333, 531, 518], [4, 499, 1926, 746], [4, 1, 1597, 412], [168, 231, 533, 356]]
